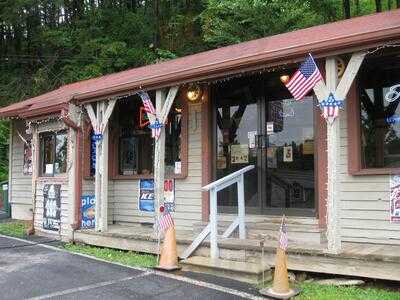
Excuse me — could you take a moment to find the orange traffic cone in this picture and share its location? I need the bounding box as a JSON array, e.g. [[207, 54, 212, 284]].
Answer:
[[259, 247, 300, 299], [155, 226, 181, 271]]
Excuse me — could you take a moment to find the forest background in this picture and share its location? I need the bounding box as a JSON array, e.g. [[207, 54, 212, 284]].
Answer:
[[0, 0, 398, 181]]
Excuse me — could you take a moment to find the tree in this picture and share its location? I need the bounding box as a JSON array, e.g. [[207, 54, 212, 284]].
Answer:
[[343, 0, 351, 18]]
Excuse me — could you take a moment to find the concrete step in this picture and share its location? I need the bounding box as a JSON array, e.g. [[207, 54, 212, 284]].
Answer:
[[180, 256, 272, 285]]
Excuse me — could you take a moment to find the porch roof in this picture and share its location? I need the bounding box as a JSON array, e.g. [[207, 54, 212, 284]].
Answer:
[[1, 9, 400, 119]]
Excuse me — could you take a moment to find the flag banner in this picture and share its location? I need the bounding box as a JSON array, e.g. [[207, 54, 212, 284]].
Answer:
[[158, 210, 174, 232], [390, 174, 400, 223], [285, 54, 323, 101], [138, 91, 162, 139], [81, 195, 95, 229], [278, 215, 288, 251], [319, 92, 344, 122]]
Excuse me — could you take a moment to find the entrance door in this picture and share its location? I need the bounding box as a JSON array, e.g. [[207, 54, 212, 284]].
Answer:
[[214, 84, 261, 213], [264, 96, 316, 216], [213, 76, 316, 216]]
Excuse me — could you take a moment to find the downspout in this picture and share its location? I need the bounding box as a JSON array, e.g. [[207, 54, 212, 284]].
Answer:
[[61, 109, 82, 231]]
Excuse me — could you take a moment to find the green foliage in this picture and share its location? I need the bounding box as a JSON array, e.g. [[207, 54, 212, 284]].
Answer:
[[0, 221, 28, 238], [0, 0, 397, 180], [64, 243, 157, 268], [296, 282, 400, 300]]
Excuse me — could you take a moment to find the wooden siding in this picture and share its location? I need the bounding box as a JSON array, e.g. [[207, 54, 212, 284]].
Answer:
[[111, 103, 203, 230], [339, 103, 400, 245], [9, 120, 32, 220]]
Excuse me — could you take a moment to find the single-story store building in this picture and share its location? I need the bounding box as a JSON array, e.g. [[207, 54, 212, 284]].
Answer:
[[1, 9, 400, 282]]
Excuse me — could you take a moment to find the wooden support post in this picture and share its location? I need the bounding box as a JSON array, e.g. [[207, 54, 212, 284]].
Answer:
[[209, 187, 219, 259], [85, 99, 116, 232], [237, 174, 246, 239], [153, 86, 179, 229], [325, 57, 341, 254], [100, 124, 109, 232], [312, 52, 366, 254], [68, 128, 77, 237], [154, 89, 166, 226]]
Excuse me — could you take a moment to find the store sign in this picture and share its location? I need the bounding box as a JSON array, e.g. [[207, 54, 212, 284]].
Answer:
[[43, 184, 61, 231], [81, 195, 95, 229], [385, 84, 400, 103], [390, 174, 400, 223], [138, 179, 175, 213]]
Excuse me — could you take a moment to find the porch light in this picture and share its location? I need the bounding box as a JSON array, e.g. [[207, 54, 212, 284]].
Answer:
[[186, 84, 202, 103], [280, 74, 290, 84]]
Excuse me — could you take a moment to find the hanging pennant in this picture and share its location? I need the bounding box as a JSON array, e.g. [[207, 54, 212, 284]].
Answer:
[[319, 92, 344, 123]]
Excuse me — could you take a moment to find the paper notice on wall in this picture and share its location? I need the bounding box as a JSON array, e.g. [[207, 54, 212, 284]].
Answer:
[[266, 122, 274, 135], [248, 131, 257, 149], [303, 139, 314, 155], [267, 147, 277, 168], [283, 146, 293, 162], [45, 164, 54, 175], [216, 156, 227, 169], [231, 144, 249, 164], [174, 161, 182, 174], [390, 174, 400, 223]]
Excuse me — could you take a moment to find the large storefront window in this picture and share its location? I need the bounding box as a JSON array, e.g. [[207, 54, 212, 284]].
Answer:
[[110, 94, 186, 178], [40, 131, 68, 176], [358, 54, 400, 169]]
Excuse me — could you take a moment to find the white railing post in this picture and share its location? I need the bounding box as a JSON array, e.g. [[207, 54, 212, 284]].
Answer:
[[237, 174, 246, 239], [209, 187, 219, 259]]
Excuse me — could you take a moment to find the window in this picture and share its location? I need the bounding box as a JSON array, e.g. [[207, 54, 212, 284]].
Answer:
[[348, 51, 400, 174], [109, 93, 187, 178], [40, 131, 68, 176]]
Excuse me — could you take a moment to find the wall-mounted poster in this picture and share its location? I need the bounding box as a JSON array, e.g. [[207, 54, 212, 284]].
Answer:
[[81, 195, 95, 229], [138, 179, 176, 213], [43, 184, 61, 231], [23, 141, 32, 175], [390, 174, 400, 223], [231, 144, 249, 164], [283, 146, 293, 162]]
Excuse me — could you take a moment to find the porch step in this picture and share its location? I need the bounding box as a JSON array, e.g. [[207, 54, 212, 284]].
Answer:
[[193, 218, 326, 245], [180, 256, 272, 285]]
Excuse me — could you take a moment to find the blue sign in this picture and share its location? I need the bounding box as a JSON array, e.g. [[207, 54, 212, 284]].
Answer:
[[148, 119, 164, 130], [81, 195, 95, 229], [138, 179, 155, 212], [90, 133, 96, 176], [92, 133, 103, 141], [386, 116, 400, 125]]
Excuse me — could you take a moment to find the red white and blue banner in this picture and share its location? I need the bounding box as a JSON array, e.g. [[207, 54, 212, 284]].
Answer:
[[138, 179, 175, 213], [137, 91, 163, 139]]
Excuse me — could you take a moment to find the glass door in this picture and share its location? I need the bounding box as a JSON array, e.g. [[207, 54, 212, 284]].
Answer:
[[214, 83, 261, 214], [264, 96, 316, 216]]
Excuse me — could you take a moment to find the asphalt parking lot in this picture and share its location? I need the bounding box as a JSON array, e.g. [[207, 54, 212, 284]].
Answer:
[[0, 235, 263, 300]]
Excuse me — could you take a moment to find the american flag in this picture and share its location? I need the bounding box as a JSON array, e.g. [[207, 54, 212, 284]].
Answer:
[[285, 54, 323, 101], [138, 91, 156, 115], [278, 216, 288, 251], [158, 211, 174, 232], [138, 91, 161, 139]]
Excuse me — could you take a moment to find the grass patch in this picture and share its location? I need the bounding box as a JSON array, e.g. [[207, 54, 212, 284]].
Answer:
[[63, 243, 157, 268], [0, 221, 28, 238], [294, 282, 400, 300]]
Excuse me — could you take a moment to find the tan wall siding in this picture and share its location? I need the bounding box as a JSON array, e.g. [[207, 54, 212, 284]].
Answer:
[[10, 120, 32, 220], [340, 104, 400, 245], [112, 103, 203, 230]]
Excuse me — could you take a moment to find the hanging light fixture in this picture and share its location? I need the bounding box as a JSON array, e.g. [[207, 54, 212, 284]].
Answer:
[[186, 84, 203, 103], [280, 74, 290, 84]]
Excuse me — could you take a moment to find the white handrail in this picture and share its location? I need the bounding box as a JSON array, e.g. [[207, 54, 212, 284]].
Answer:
[[181, 165, 255, 260], [202, 165, 255, 191]]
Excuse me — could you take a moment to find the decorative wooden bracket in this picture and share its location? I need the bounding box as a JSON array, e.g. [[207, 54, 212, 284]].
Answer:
[[313, 51, 366, 108]]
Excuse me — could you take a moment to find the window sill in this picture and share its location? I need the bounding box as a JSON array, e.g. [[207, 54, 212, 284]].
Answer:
[[349, 167, 400, 176], [111, 173, 188, 180], [37, 176, 68, 182]]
